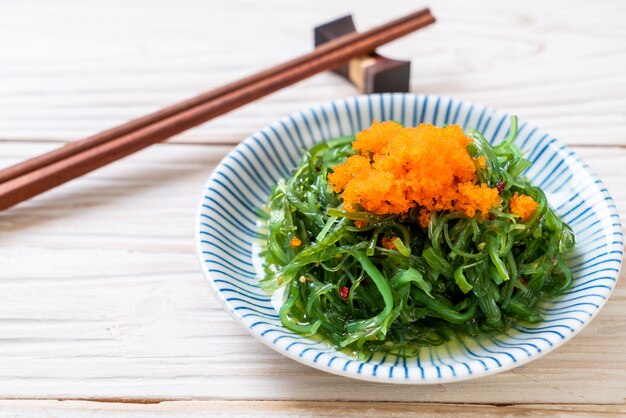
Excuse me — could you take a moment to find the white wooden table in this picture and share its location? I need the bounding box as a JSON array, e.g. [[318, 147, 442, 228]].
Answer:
[[1, 0, 625, 416]]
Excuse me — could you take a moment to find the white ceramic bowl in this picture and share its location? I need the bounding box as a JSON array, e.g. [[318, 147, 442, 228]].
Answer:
[[196, 94, 622, 383]]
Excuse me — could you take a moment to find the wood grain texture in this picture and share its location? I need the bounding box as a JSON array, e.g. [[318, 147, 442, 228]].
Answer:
[[0, 400, 625, 417], [1, 0, 625, 145], [0, 142, 624, 405]]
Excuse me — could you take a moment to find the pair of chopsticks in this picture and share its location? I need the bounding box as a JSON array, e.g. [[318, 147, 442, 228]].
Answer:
[[0, 9, 435, 210]]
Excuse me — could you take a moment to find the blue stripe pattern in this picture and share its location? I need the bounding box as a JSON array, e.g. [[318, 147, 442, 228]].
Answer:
[[196, 94, 623, 384]]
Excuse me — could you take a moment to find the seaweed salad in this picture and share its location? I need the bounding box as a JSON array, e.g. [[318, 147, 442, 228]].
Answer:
[[259, 117, 575, 356]]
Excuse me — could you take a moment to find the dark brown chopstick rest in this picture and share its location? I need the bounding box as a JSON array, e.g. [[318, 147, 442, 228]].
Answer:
[[315, 15, 411, 94]]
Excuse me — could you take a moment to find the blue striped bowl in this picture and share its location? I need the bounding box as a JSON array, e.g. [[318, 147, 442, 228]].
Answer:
[[196, 94, 622, 383]]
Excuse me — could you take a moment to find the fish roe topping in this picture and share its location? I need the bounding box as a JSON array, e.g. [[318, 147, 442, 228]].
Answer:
[[380, 236, 398, 250], [328, 121, 501, 227], [475, 156, 487, 170], [354, 220, 368, 228], [510, 192, 539, 222], [290, 237, 302, 248]]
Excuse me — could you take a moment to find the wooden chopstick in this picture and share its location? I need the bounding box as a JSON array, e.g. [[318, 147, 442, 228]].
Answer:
[[0, 9, 435, 210], [0, 8, 431, 185]]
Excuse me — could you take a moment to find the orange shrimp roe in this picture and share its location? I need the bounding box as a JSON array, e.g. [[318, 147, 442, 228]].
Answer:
[[354, 220, 369, 228], [290, 237, 302, 248], [328, 121, 501, 227], [418, 208, 431, 228], [381, 236, 398, 250], [510, 192, 539, 221]]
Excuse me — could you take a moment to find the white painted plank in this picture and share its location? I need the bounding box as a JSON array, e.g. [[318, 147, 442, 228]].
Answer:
[[0, 0, 625, 145], [0, 142, 624, 404]]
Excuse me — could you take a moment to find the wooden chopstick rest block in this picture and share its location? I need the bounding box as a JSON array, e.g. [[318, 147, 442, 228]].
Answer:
[[314, 15, 411, 94]]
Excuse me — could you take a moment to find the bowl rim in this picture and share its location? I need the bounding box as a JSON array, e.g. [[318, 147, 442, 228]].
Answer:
[[195, 93, 623, 384]]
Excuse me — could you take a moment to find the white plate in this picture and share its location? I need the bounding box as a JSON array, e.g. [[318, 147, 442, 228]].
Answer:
[[196, 94, 622, 383]]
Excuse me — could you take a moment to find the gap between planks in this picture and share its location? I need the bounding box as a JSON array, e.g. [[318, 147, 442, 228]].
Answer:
[[0, 399, 624, 417], [0, 397, 625, 407], [0, 137, 625, 149]]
